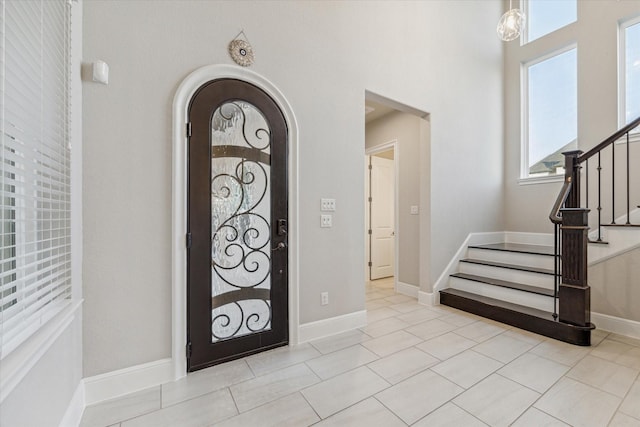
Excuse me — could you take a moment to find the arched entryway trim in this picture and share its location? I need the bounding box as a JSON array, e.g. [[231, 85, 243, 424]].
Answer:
[[171, 65, 299, 380]]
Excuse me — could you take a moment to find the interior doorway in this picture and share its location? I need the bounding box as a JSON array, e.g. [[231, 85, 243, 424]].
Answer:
[[364, 93, 430, 303], [366, 148, 396, 282]]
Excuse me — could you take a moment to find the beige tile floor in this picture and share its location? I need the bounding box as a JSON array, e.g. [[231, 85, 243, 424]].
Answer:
[[80, 278, 640, 427]]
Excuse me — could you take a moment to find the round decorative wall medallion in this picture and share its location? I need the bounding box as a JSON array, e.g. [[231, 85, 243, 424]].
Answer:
[[228, 39, 254, 67]]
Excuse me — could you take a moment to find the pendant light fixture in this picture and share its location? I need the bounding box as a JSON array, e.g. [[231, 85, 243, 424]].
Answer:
[[497, 0, 526, 42]]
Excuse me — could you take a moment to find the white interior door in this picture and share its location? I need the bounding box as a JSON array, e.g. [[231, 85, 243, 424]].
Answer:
[[370, 155, 395, 280]]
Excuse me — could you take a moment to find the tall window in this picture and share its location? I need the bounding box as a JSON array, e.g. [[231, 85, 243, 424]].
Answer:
[[621, 17, 640, 128], [0, 0, 72, 357], [525, 0, 577, 43], [523, 47, 577, 178]]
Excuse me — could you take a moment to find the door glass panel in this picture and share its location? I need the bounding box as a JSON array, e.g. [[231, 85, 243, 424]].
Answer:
[[210, 101, 272, 342]]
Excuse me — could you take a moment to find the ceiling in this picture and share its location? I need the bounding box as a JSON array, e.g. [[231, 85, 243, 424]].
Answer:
[[365, 100, 396, 123]]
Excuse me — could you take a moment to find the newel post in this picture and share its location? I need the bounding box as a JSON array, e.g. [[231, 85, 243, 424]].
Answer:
[[559, 208, 591, 327], [558, 150, 591, 328], [563, 150, 583, 208]]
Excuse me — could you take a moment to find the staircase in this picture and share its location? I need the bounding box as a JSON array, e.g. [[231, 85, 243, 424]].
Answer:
[[452, 243, 556, 311], [439, 116, 640, 346], [440, 242, 591, 345]]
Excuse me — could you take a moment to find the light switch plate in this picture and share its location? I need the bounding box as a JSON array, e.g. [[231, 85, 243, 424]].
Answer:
[[321, 198, 336, 211], [410, 205, 419, 215]]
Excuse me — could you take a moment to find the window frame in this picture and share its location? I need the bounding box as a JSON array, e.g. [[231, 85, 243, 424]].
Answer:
[[520, 43, 578, 183], [522, 0, 577, 45], [618, 14, 640, 143]]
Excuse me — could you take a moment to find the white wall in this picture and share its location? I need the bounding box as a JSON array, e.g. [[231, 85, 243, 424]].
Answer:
[[0, 315, 83, 427], [591, 248, 640, 323], [504, 0, 640, 233], [366, 111, 423, 287], [82, 0, 504, 376]]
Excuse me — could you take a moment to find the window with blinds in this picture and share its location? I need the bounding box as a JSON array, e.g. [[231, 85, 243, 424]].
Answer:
[[0, 0, 71, 357]]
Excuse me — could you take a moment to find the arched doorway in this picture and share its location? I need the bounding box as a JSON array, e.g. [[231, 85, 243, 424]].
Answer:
[[187, 79, 289, 371], [172, 65, 299, 379]]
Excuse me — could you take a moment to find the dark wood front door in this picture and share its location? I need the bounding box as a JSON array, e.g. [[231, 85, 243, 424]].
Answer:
[[187, 79, 288, 372]]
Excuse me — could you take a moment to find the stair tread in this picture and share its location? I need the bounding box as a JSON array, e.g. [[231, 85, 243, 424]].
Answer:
[[450, 272, 555, 297], [439, 288, 593, 346], [460, 258, 557, 275], [588, 239, 609, 245], [440, 288, 555, 320], [468, 242, 555, 256], [601, 223, 640, 227]]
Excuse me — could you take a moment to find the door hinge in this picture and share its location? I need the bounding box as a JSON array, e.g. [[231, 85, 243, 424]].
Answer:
[[186, 232, 192, 249], [368, 261, 372, 267], [368, 164, 372, 170], [368, 229, 372, 235], [368, 197, 372, 202], [186, 122, 192, 138], [186, 341, 192, 359]]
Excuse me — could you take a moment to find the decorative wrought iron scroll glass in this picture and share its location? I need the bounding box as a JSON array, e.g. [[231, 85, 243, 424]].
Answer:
[[210, 101, 272, 342]]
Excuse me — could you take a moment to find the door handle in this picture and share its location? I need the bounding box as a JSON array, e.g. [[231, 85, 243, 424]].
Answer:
[[272, 241, 287, 251]]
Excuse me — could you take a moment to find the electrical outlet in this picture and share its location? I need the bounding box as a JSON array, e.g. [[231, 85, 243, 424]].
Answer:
[[321, 198, 336, 211], [321, 292, 329, 305], [410, 205, 419, 215], [321, 214, 332, 228]]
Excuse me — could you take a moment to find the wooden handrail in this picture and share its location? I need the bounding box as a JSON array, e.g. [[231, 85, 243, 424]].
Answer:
[[577, 116, 640, 164], [545, 116, 640, 337], [549, 178, 572, 224]]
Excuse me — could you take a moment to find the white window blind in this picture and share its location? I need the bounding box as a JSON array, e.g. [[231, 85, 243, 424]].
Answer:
[[0, 0, 71, 357]]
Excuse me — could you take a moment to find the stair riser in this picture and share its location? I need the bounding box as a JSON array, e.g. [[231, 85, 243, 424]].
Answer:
[[588, 227, 640, 264], [449, 277, 556, 312], [439, 291, 592, 346], [459, 263, 555, 289], [467, 248, 555, 270]]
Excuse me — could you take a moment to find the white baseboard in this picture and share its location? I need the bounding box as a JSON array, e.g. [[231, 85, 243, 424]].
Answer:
[[84, 311, 366, 406], [588, 229, 640, 266], [396, 281, 419, 298], [592, 312, 640, 340], [419, 291, 435, 306], [298, 310, 367, 343], [504, 231, 554, 246], [83, 358, 174, 405], [59, 381, 85, 427]]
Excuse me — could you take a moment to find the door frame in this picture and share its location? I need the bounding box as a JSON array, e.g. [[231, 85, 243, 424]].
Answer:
[[172, 64, 299, 380], [365, 140, 399, 290]]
